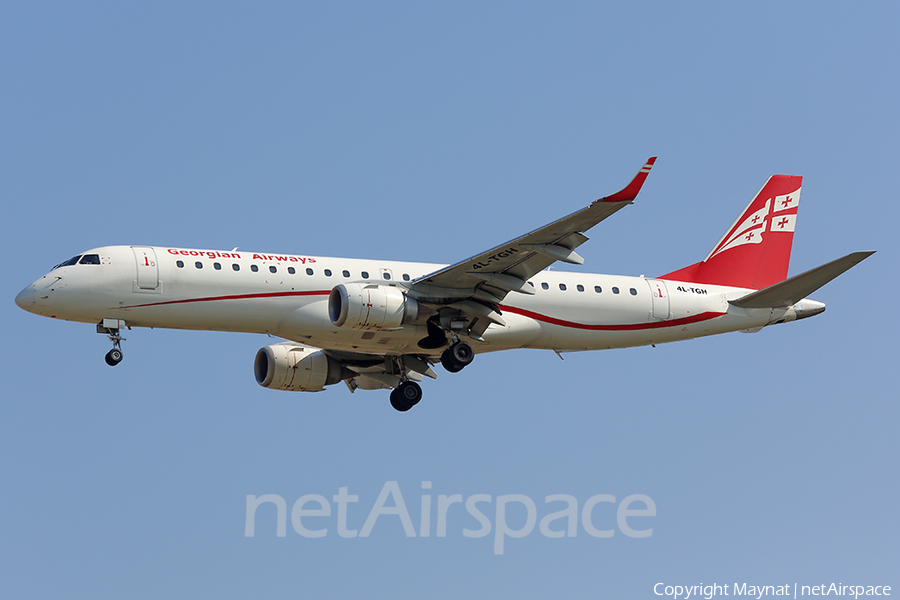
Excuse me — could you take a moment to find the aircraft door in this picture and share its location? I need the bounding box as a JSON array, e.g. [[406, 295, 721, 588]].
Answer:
[[647, 279, 670, 320], [132, 246, 160, 290]]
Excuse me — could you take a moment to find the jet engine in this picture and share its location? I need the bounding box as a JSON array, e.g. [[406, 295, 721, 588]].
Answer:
[[254, 343, 345, 392], [328, 283, 419, 330]]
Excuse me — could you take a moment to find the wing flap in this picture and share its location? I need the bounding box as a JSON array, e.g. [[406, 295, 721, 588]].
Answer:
[[521, 243, 585, 265]]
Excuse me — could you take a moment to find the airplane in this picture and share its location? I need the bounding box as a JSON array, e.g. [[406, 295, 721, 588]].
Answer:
[[15, 158, 874, 411]]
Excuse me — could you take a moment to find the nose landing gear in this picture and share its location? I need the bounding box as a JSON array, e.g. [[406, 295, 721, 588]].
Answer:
[[97, 320, 127, 366]]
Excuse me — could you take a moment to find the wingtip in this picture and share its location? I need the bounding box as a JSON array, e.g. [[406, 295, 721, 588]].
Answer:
[[601, 156, 657, 203], [847, 250, 876, 264], [638, 156, 657, 174]]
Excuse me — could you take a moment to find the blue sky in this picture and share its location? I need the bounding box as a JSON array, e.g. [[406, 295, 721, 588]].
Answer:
[[2, 2, 897, 598]]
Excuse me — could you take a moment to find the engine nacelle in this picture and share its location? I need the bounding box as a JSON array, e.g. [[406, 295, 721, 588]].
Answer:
[[328, 283, 419, 330], [254, 344, 345, 392]]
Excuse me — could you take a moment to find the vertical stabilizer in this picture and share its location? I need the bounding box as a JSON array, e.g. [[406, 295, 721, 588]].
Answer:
[[660, 175, 802, 289]]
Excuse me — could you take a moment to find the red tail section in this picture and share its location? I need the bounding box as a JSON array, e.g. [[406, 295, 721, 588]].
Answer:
[[660, 175, 802, 290]]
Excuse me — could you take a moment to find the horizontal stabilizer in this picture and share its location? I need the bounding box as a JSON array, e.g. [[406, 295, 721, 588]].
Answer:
[[729, 251, 874, 309]]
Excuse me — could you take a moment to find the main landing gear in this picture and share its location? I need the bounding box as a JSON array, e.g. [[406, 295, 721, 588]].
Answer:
[[98, 321, 126, 366], [418, 316, 478, 374], [398, 313, 481, 411], [389, 340, 474, 412], [440, 340, 474, 373], [390, 380, 423, 412]]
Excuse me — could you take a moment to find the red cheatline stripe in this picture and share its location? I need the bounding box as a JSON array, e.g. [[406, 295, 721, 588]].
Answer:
[[122, 291, 723, 332], [500, 306, 725, 331], [122, 290, 331, 309]]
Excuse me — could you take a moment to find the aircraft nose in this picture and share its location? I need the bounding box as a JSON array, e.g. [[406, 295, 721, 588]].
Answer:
[[15, 285, 35, 311]]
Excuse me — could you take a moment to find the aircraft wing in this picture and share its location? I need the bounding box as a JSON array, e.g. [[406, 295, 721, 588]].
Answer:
[[409, 157, 656, 306]]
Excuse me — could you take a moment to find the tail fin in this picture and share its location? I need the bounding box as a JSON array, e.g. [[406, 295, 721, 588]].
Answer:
[[660, 175, 802, 289]]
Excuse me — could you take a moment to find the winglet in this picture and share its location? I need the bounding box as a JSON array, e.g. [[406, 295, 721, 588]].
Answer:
[[600, 156, 657, 203]]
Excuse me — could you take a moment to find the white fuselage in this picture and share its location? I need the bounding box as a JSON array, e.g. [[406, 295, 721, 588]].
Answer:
[[16, 245, 816, 355]]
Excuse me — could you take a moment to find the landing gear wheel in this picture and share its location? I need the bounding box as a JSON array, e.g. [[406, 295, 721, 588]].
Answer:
[[441, 352, 464, 373], [441, 340, 474, 372], [390, 381, 423, 412], [390, 389, 411, 412], [449, 341, 474, 366], [399, 380, 422, 404], [105, 348, 123, 366]]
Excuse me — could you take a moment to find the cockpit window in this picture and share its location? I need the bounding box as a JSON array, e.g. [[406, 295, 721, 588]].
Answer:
[[79, 254, 101, 265], [52, 255, 83, 270]]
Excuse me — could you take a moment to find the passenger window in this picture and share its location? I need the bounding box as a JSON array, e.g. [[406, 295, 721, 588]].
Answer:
[[541, 282, 549, 290], [288, 267, 295, 274], [176, 260, 184, 268], [361, 271, 369, 279], [577, 284, 584, 292], [324, 269, 332, 277], [251, 265, 259, 272], [382, 272, 391, 280], [306, 268, 314, 275], [402, 274, 410, 281], [269, 266, 277, 273], [343, 270, 350, 278], [630, 288, 637, 295], [612, 287, 619, 294], [79, 254, 100, 265], [214, 262, 222, 270], [232, 264, 240, 271], [195, 262, 203, 269], [559, 283, 567, 291], [594, 286, 602, 293]]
